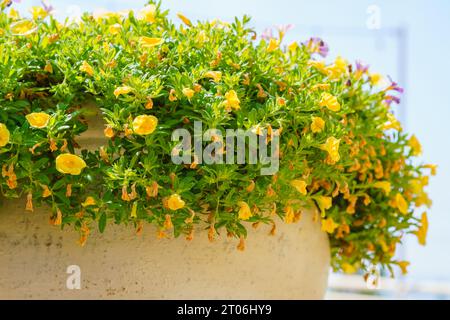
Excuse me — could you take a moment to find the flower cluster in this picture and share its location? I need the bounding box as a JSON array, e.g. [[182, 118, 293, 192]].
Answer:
[[0, 1, 435, 275]]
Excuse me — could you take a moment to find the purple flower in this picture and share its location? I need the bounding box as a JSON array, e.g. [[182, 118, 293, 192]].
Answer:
[[303, 37, 329, 58], [355, 60, 369, 74], [384, 95, 401, 105], [41, 0, 54, 13], [386, 76, 404, 93]]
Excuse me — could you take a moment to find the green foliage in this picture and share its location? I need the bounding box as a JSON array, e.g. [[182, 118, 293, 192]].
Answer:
[[0, 1, 434, 276]]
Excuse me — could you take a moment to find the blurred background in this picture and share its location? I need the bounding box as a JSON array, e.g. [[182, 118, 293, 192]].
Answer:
[[10, 0, 450, 299]]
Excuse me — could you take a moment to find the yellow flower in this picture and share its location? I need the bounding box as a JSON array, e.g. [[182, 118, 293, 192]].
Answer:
[[321, 217, 338, 233], [139, 36, 163, 49], [311, 83, 330, 91], [108, 23, 122, 35], [41, 185, 52, 198], [373, 181, 392, 195], [311, 116, 325, 133], [10, 20, 37, 36], [424, 164, 437, 176], [44, 61, 53, 73], [316, 196, 332, 215], [104, 125, 115, 138], [132, 115, 158, 135], [30, 6, 48, 20], [8, 8, 20, 20], [396, 193, 408, 214], [167, 194, 185, 211], [138, 4, 156, 23], [369, 73, 384, 86], [224, 90, 240, 111], [0, 123, 10, 147], [80, 61, 94, 76], [397, 261, 410, 275], [290, 179, 307, 195], [82, 196, 96, 207], [26, 112, 51, 128], [415, 212, 428, 245], [383, 113, 402, 131], [308, 60, 327, 74], [320, 137, 341, 163], [56, 154, 87, 175], [326, 56, 348, 80], [114, 86, 133, 98], [169, 89, 178, 101], [204, 71, 222, 83], [267, 38, 279, 53], [288, 41, 298, 53], [182, 88, 195, 99], [284, 205, 295, 223], [319, 92, 341, 112], [342, 263, 357, 274], [177, 12, 192, 26], [238, 201, 252, 220], [408, 135, 422, 156]]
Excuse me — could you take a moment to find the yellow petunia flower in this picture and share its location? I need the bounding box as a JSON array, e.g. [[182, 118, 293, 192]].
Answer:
[[321, 217, 338, 233], [342, 263, 357, 274], [30, 6, 48, 20], [326, 56, 348, 80], [114, 86, 133, 98], [319, 92, 341, 112], [290, 179, 307, 195], [311, 116, 325, 133], [182, 88, 195, 99], [167, 194, 185, 211], [139, 36, 163, 49], [284, 205, 295, 223], [0, 123, 10, 147], [308, 60, 328, 75], [266, 38, 279, 53], [109, 23, 122, 35], [397, 261, 410, 275], [41, 185, 52, 198], [320, 137, 341, 163], [415, 212, 428, 245], [424, 164, 437, 176], [8, 8, 20, 20], [383, 113, 402, 131], [82, 196, 96, 207], [80, 61, 94, 76], [138, 4, 157, 23], [224, 90, 240, 111], [177, 13, 192, 26], [10, 19, 38, 36], [373, 181, 392, 195], [238, 201, 252, 220], [26, 112, 51, 128], [56, 154, 87, 176], [132, 115, 158, 135], [288, 41, 299, 53], [316, 196, 332, 215], [408, 135, 422, 156], [44, 61, 53, 73], [204, 71, 222, 83], [396, 193, 408, 214], [369, 73, 384, 86]]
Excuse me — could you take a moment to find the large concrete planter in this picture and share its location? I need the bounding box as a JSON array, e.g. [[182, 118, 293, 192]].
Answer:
[[0, 109, 330, 299]]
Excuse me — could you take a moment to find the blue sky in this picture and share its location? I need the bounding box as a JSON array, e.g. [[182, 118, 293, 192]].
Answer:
[[11, 0, 450, 282]]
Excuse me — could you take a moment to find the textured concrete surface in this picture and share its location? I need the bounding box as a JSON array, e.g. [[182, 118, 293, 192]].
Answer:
[[0, 198, 330, 299]]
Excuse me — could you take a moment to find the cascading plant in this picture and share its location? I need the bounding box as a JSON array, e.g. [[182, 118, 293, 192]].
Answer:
[[0, 0, 435, 276]]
